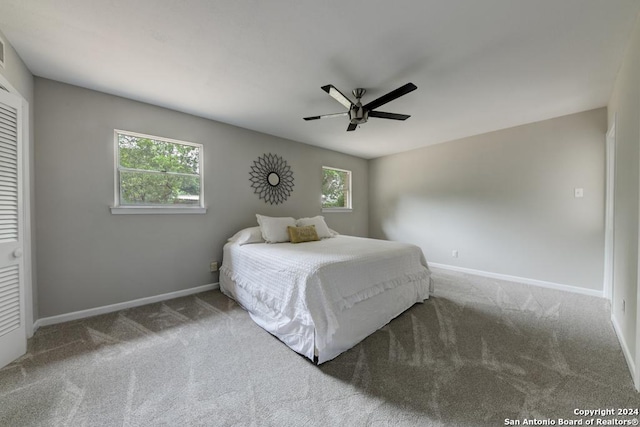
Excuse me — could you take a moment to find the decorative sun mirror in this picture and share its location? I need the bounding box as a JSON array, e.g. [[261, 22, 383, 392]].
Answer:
[[249, 153, 294, 205], [267, 172, 280, 187]]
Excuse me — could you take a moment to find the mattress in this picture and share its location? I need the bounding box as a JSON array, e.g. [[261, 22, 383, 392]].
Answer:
[[220, 235, 432, 363]]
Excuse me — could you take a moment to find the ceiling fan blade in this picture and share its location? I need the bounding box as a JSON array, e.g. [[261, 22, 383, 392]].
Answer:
[[303, 112, 348, 121], [363, 83, 417, 111], [321, 85, 354, 109], [369, 111, 411, 121], [347, 123, 357, 132]]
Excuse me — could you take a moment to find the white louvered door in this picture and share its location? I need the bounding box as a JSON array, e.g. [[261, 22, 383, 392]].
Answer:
[[0, 89, 25, 369]]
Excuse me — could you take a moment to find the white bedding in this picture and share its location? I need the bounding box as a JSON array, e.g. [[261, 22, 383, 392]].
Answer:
[[220, 235, 432, 363]]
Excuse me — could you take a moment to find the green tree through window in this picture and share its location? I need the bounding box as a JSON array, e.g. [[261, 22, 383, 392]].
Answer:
[[116, 131, 203, 206], [322, 167, 351, 209]]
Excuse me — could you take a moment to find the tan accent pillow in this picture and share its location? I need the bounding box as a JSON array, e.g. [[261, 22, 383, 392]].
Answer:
[[287, 225, 319, 243]]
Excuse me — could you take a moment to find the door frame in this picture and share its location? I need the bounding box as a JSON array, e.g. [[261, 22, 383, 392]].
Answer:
[[0, 72, 33, 338], [603, 116, 616, 302]]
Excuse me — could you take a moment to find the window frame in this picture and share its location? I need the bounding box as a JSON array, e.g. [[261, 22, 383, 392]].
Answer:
[[111, 129, 206, 215], [321, 166, 352, 213]]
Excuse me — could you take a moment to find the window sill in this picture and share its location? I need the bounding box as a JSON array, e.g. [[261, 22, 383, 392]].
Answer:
[[322, 208, 353, 213], [110, 206, 207, 215]]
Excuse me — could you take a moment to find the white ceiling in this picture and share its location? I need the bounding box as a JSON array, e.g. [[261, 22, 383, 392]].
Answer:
[[0, 1, 638, 159]]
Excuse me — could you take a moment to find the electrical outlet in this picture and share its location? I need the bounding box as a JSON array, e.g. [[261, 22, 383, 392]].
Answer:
[[452, 250, 458, 258], [210, 261, 218, 272]]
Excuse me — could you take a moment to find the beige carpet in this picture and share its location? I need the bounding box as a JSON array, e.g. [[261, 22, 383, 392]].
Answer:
[[1, 268, 638, 426]]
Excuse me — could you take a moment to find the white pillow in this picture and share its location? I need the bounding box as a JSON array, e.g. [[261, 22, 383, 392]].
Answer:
[[256, 214, 296, 243], [228, 227, 265, 246], [296, 216, 333, 239]]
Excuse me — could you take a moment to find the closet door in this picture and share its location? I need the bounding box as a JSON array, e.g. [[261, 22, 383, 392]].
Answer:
[[0, 89, 25, 369]]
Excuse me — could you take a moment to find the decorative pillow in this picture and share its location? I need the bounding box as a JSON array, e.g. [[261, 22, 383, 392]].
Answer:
[[287, 225, 319, 243], [296, 216, 333, 239], [328, 228, 340, 237], [227, 227, 265, 246], [256, 214, 296, 243]]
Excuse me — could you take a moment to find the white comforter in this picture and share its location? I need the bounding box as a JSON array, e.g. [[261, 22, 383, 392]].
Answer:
[[221, 235, 431, 359]]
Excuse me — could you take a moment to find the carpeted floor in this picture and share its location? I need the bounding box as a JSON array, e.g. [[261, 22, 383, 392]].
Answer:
[[1, 268, 638, 426]]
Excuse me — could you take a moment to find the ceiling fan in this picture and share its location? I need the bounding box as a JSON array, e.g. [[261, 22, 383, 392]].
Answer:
[[304, 82, 417, 131]]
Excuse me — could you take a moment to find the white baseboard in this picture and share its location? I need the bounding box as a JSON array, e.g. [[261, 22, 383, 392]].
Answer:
[[33, 283, 219, 331], [611, 313, 638, 391], [429, 263, 603, 298]]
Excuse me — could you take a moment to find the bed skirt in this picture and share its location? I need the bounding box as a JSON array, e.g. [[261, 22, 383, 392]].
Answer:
[[220, 269, 432, 364]]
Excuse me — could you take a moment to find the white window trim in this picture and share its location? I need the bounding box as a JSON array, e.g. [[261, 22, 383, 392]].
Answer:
[[111, 129, 206, 215], [322, 208, 353, 213], [110, 206, 207, 215], [321, 165, 352, 212]]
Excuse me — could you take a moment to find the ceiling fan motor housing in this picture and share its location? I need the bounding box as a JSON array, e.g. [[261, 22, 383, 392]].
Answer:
[[350, 88, 368, 124], [349, 105, 368, 124]]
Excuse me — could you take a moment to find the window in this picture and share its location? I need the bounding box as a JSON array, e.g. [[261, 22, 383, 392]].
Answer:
[[111, 130, 205, 214], [322, 166, 352, 211]]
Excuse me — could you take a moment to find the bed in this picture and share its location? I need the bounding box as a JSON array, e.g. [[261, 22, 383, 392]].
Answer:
[[219, 217, 432, 364]]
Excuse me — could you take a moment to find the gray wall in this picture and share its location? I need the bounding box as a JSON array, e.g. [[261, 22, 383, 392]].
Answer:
[[608, 14, 640, 376], [369, 108, 606, 291], [34, 78, 368, 318], [0, 28, 37, 324]]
